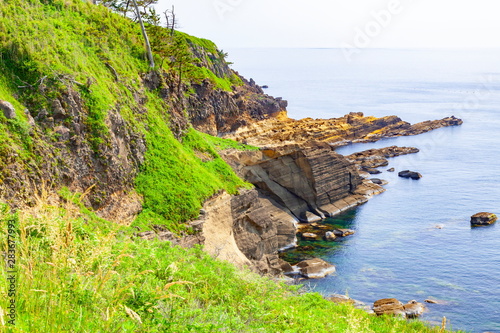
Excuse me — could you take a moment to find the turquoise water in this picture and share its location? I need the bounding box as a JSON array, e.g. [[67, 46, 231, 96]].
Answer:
[[228, 48, 500, 332]]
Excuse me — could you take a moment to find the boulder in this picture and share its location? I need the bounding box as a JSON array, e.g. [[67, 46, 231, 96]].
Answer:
[[398, 170, 422, 180], [333, 228, 355, 237], [387, 167, 395, 172], [471, 212, 497, 227], [302, 232, 318, 240], [295, 258, 336, 279], [363, 167, 382, 174], [370, 178, 383, 185], [373, 298, 406, 317], [0, 100, 16, 119], [403, 300, 425, 318], [324, 231, 337, 241]]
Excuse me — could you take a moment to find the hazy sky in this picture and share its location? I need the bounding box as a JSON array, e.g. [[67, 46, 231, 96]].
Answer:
[[156, 0, 500, 49]]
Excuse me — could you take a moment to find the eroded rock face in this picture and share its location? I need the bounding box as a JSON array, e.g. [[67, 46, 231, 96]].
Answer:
[[471, 212, 497, 226], [221, 143, 378, 223], [201, 189, 297, 275]]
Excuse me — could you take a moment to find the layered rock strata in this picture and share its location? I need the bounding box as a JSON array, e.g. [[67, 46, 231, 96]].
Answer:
[[223, 112, 462, 148], [221, 143, 384, 223], [200, 189, 297, 275]]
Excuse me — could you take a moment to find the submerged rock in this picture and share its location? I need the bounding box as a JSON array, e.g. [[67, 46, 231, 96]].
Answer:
[[471, 212, 497, 227], [398, 170, 422, 180], [294, 258, 336, 279]]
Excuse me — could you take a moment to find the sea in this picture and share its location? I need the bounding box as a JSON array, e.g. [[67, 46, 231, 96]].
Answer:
[[227, 48, 500, 333]]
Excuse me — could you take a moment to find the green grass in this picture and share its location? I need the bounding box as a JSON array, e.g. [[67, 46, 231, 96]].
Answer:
[[0, 201, 463, 332]]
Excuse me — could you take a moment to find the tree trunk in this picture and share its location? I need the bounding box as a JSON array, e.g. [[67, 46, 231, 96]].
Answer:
[[130, 0, 155, 68]]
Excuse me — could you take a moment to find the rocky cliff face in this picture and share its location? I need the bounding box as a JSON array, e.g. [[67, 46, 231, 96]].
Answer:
[[187, 75, 288, 136], [221, 143, 378, 222], [195, 142, 384, 274]]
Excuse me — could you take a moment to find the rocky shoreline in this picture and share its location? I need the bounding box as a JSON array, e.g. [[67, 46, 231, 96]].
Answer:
[[193, 110, 463, 275]]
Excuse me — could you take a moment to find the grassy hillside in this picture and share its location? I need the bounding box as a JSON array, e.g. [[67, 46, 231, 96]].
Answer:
[[0, 0, 248, 232], [0, 200, 459, 332], [0, 0, 462, 332]]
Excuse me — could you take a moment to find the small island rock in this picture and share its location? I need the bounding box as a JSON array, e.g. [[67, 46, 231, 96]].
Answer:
[[471, 212, 497, 227], [398, 170, 422, 180]]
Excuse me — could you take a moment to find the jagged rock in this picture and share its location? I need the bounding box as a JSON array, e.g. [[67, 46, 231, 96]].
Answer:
[[373, 298, 406, 317], [387, 168, 395, 172], [189, 220, 204, 232], [403, 300, 425, 318], [0, 100, 16, 119], [295, 258, 336, 279], [398, 170, 422, 179], [333, 229, 355, 237], [223, 113, 462, 148], [471, 212, 497, 227], [55, 126, 71, 141], [52, 99, 67, 120]]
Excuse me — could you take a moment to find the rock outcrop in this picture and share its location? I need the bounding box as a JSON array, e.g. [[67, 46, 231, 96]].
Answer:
[[293, 258, 336, 279], [373, 298, 425, 318], [221, 143, 384, 223], [200, 189, 297, 275], [223, 112, 463, 148], [346, 146, 420, 170], [470, 212, 497, 227]]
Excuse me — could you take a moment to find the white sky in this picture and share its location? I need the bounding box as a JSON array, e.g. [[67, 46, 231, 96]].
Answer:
[[156, 0, 500, 49]]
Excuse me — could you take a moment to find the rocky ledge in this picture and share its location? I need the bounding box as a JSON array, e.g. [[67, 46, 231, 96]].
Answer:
[[223, 112, 462, 148]]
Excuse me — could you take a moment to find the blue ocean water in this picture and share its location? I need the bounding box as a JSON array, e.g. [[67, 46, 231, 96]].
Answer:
[[227, 48, 500, 333]]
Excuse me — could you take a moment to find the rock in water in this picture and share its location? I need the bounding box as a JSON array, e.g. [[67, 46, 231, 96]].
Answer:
[[324, 231, 337, 241], [398, 170, 422, 180], [302, 232, 318, 240], [373, 298, 406, 317], [403, 300, 425, 318], [471, 212, 497, 227], [333, 228, 356, 237], [295, 258, 336, 279]]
